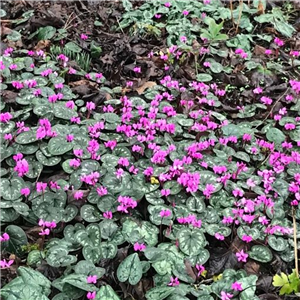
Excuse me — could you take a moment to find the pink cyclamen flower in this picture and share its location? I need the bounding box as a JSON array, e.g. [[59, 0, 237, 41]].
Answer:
[[215, 233, 225, 240], [21, 187, 30, 197], [87, 275, 97, 284], [221, 291, 233, 300], [0, 259, 14, 269], [86, 102, 96, 111], [168, 277, 180, 286], [164, 2, 171, 7], [159, 209, 171, 218], [161, 189, 170, 196], [242, 235, 252, 243], [265, 49, 272, 55], [274, 37, 284, 47], [103, 211, 113, 219], [74, 191, 84, 200], [0, 233, 10, 242], [284, 123, 295, 130], [14, 158, 29, 177], [133, 66, 141, 73], [81, 34, 88, 40], [231, 281, 243, 291], [134, 242, 146, 251], [195, 264, 206, 276], [39, 228, 50, 236], [253, 87, 263, 94], [180, 36, 187, 43], [86, 291, 96, 300], [203, 61, 211, 67], [260, 96, 272, 105], [182, 10, 189, 16], [236, 249, 248, 262], [36, 182, 47, 193], [290, 50, 300, 57]]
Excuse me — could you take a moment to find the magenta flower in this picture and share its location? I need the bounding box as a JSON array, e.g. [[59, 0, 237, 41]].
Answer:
[[87, 275, 97, 284], [180, 36, 187, 43], [74, 191, 84, 200], [36, 182, 47, 193], [133, 67, 141, 73], [253, 86, 263, 94], [236, 249, 248, 262], [14, 159, 29, 177], [134, 242, 146, 251], [86, 291, 96, 300], [284, 123, 295, 130], [265, 49, 272, 55], [103, 211, 113, 219], [164, 2, 171, 7], [168, 277, 180, 286], [0, 259, 14, 269], [81, 34, 88, 40], [182, 10, 189, 16], [241, 235, 252, 243], [274, 37, 284, 47], [161, 189, 170, 196], [260, 96, 273, 105], [96, 186, 108, 196], [86, 102, 96, 111], [203, 61, 211, 67], [215, 233, 225, 240], [0, 112, 13, 123], [290, 50, 300, 57], [0, 233, 10, 242], [159, 209, 171, 218], [21, 187, 30, 197], [39, 228, 50, 236], [195, 264, 205, 276], [231, 281, 243, 291], [221, 291, 233, 300]]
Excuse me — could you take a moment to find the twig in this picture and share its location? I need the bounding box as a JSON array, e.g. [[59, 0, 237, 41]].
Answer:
[[235, 0, 244, 34], [230, 0, 235, 30], [292, 207, 299, 277]]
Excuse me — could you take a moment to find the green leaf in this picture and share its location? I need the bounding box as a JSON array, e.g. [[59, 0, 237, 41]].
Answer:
[[48, 137, 73, 155], [18, 266, 51, 296], [268, 236, 288, 252], [99, 242, 117, 259], [65, 42, 82, 53], [80, 204, 102, 222], [177, 228, 207, 256], [15, 131, 37, 144], [36, 150, 61, 166], [122, 0, 133, 11], [196, 73, 213, 82], [3, 225, 28, 256], [37, 26, 56, 40], [273, 272, 289, 287], [249, 245, 273, 263], [145, 287, 175, 300], [27, 250, 44, 266], [83, 245, 102, 264], [75, 224, 101, 247], [117, 253, 143, 285], [266, 127, 285, 144], [46, 246, 77, 267], [7, 30, 22, 41], [96, 285, 120, 300], [0, 177, 24, 201], [62, 274, 98, 292]]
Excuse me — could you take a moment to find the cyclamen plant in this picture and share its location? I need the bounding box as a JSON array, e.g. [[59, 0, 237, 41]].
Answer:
[[1, 1, 300, 300]]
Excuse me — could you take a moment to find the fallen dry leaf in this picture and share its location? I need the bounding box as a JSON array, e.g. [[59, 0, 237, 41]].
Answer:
[[34, 40, 51, 51], [135, 81, 156, 95]]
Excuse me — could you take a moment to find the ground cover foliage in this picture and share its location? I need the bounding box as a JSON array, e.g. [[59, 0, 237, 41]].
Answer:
[[0, 0, 300, 299]]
